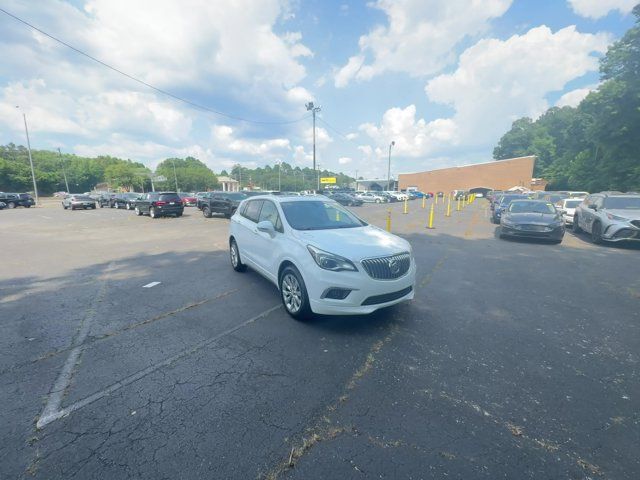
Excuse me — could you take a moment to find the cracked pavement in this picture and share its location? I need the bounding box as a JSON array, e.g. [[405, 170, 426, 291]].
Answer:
[[1, 200, 638, 479]]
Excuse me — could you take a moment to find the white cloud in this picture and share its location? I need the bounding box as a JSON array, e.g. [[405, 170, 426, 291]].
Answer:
[[360, 105, 458, 157], [556, 85, 597, 107], [568, 0, 637, 19], [211, 125, 291, 156], [303, 126, 333, 148], [334, 0, 512, 87], [338, 156, 352, 165], [424, 25, 610, 145], [345, 132, 358, 140]]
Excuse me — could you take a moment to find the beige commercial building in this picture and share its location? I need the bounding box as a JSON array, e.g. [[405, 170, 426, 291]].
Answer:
[[398, 156, 537, 194]]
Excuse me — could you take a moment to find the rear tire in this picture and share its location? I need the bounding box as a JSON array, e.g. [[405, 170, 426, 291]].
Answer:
[[62, 204, 67, 210], [7, 202, 15, 209], [279, 265, 312, 321], [135, 206, 142, 216], [24, 204, 31, 208], [573, 214, 582, 233], [149, 207, 158, 219], [230, 239, 246, 272]]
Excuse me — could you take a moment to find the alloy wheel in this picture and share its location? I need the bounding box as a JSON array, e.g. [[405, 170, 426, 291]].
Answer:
[[281, 273, 302, 313]]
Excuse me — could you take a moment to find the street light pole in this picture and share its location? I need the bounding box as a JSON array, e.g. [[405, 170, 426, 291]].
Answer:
[[57, 148, 70, 193], [16, 107, 38, 205], [387, 141, 395, 191], [305, 102, 321, 191], [276, 160, 282, 192], [171, 159, 179, 192]]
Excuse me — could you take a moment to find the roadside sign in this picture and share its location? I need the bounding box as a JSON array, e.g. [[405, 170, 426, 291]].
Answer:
[[154, 175, 167, 182], [320, 177, 337, 184]]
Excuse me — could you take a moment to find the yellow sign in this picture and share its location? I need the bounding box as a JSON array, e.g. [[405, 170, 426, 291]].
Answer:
[[320, 177, 337, 184]]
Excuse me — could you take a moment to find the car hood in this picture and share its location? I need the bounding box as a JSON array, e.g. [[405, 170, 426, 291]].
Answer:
[[605, 209, 640, 221], [504, 212, 560, 224], [292, 225, 410, 261]]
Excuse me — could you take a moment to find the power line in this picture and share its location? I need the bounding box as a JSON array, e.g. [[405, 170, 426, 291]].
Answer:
[[0, 7, 310, 126], [317, 117, 360, 145]]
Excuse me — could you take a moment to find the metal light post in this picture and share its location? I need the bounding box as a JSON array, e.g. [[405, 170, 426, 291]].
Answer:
[[305, 102, 321, 191], [387, 140, 395, 191], [276, 160, 282, 192], [57, 147, 70, 193], [171, 159, 179, 192], [16, 106, 38, 204]]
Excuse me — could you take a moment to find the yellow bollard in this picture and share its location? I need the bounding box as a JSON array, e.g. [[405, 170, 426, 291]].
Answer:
[[446, 194, 451, 217], [422, 195, 426, 209], [403, 198, 408, 214], [457, 197, 461, 211], [386, 208, 391, 232], [427, 202, 435, 229]]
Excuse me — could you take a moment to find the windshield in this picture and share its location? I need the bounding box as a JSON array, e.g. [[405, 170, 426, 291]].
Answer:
[[281, 200, 367, 230], [500, 195, 528, 205], [604, 197, 640, 209], [564, 200, 581, 208], [509, 201, 556, 214], [73, 195, 93, 201]]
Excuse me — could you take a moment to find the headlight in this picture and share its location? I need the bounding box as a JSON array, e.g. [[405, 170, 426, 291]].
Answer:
[[606, 213, 629, 222], [307, 245, 357, 272]]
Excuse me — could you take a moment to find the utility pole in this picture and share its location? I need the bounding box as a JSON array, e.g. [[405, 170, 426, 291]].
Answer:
[[306, 102, 321, 191], [276, 160, 282, 191], [171, 159, 179, 191], [57, 147, 70, 193], [387, 140, 395, 191], [16, 107, 38, 204]]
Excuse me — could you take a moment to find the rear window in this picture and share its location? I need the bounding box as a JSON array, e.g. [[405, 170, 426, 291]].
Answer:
[[159, 194, 181, 202], [73, 195, 93, 201]]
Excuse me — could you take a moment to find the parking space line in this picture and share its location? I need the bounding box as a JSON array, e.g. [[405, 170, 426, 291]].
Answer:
[[36, 262, 114, 429], [35, 303, 282, 429], [142, 281, 161, 288]]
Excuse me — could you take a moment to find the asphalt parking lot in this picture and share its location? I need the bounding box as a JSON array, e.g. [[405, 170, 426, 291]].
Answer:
[[1, 198, 639, 479]]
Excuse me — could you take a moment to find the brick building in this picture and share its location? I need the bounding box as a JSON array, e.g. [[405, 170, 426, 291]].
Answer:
[[398, 156, 537, 194]]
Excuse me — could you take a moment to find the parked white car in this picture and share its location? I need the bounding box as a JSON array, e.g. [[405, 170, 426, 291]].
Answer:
[[384, 191, 409, 201], [556, 198, 582, 226], [229, 196, 416, 319], [355, 192, 386, 203]]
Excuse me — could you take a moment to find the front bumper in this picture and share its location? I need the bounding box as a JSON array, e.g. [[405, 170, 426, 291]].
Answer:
[[307, 262, 416, 315], [562, 213, 574, 225], [602, 224, 640, 242], [501, 224, 565, 240]]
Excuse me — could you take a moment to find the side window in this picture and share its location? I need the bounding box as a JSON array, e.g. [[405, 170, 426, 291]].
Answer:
[[258, 201, 283, 232], [243, 200, 263, 223], [594, 196, 604, 209]]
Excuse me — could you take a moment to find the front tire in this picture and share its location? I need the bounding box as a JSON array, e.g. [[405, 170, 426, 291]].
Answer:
[[7, 202, 16, 209], [279, 266, 312, 320], [135, 206, 142, 216], [62, 204, 68, 210], [203, 207, 212, 218], [230, 239, 246, 272], [591, 221, 603, 244]]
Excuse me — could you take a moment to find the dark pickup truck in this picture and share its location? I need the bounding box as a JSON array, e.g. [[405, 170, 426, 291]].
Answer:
[[200, 192, 248, 218], [0, 192, 35, 208]]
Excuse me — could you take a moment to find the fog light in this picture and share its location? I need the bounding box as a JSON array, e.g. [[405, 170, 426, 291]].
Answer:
[[322, 288, 352, 300]]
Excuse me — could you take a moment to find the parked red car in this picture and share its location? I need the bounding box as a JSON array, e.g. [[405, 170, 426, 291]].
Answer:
[[178, 193, 197, 206]]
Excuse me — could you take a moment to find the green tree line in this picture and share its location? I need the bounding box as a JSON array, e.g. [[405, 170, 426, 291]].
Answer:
[[226, 163, 353, 192], [0, 143, 352, 194], [493, 5, 640, 192]]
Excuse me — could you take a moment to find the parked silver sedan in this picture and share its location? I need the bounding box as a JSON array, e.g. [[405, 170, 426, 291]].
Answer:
[[62, 194, 97, 210]]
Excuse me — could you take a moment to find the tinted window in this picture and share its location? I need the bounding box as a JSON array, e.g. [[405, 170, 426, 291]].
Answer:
[[604, 196, 640, 209], [243, 200, 263, 222], [565, 200, 581, 208], [159, 193, 181, 202], [509, 201, 555, 214]]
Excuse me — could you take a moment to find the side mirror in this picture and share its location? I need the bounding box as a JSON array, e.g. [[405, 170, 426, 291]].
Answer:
[[256, 220, 275, 234], [588, 204, 597, 211]]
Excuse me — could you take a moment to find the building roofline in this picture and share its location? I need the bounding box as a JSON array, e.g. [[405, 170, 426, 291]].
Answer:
[[399, 155, 536, 176]]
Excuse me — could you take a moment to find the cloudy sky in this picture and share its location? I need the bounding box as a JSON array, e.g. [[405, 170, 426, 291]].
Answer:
[[0, 0, 636, 178]]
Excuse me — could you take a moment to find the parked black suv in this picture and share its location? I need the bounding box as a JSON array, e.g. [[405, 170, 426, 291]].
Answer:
[[134, 192, 184, 218], [200, 192, 247, 218], [0, 192, 35, 208]]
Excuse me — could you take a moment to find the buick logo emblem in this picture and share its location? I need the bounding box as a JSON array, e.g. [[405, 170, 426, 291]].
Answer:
[[388, 258, 400, 275]]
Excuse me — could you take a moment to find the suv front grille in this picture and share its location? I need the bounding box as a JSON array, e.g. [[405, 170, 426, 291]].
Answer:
[[361, 252, 411, 280]]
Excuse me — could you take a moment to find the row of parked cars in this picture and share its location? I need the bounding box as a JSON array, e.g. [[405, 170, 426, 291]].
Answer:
[[0, 192, 35, 209], [487, 190, 640, 244]]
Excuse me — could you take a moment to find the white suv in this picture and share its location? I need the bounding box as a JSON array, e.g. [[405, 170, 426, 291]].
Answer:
[[229, 196, 416, 319]]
